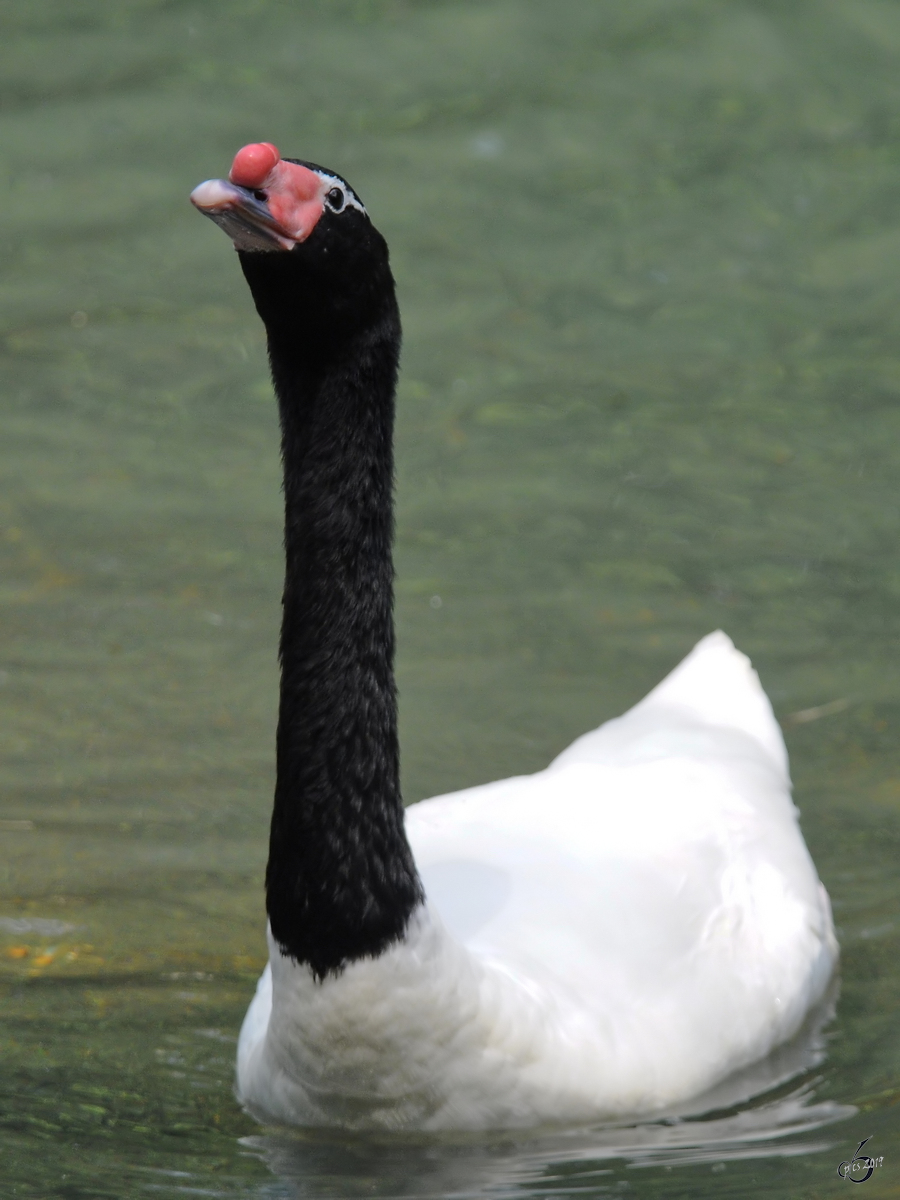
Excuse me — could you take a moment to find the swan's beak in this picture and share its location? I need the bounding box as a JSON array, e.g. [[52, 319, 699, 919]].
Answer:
[[190, 178, 296, 252]]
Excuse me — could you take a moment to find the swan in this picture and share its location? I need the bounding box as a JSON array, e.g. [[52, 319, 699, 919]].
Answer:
[[190, 143, 838, 1131]]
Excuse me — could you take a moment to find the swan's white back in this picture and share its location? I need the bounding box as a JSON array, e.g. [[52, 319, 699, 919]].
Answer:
[[237, 632, 837, 1130]]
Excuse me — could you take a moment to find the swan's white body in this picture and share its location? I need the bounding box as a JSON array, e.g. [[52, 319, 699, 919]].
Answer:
[[236, 632, 837, 1131]]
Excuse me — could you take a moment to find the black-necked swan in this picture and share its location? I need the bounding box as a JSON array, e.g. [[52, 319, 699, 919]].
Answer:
[[190, 143, 837, 1131]]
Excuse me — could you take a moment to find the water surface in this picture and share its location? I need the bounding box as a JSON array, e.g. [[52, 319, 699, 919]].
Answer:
[[1, 1, 898, 1196]]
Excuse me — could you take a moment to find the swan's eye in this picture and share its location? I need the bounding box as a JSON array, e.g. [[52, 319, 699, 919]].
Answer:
[[325, 187, 345, 212], [252, 190, 268, 202]]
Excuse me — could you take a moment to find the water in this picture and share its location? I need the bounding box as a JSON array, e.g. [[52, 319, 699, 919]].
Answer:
[[0, 0, 898, 1195]]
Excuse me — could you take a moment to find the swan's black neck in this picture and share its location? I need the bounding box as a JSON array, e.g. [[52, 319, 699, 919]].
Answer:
[[239, 222, 423, 978]]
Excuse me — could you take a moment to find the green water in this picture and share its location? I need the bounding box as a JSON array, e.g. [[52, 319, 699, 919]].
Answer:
[[0, 0, 898, 1195]]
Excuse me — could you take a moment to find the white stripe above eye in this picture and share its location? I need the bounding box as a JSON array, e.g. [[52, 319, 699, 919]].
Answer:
[[315, 170, 368, 217]]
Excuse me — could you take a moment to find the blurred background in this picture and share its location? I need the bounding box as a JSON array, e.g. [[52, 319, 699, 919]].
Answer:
[[0, 1, 898, 1196]]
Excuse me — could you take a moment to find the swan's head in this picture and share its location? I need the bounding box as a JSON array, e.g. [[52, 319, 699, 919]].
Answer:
[[190, 142, 369, 253], [191, 143, 396, 342]]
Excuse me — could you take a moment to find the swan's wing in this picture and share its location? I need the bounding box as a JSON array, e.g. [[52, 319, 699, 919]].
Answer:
[[409, 756, 828, 984], [406, 632, 836, 1097], [409, 631, 800, 956], [408, 755, 835, 1104], [550, 630, 789, 780]]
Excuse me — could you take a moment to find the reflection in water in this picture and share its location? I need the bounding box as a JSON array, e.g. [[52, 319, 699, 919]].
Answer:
[[244, 1088, 852, 1199]]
